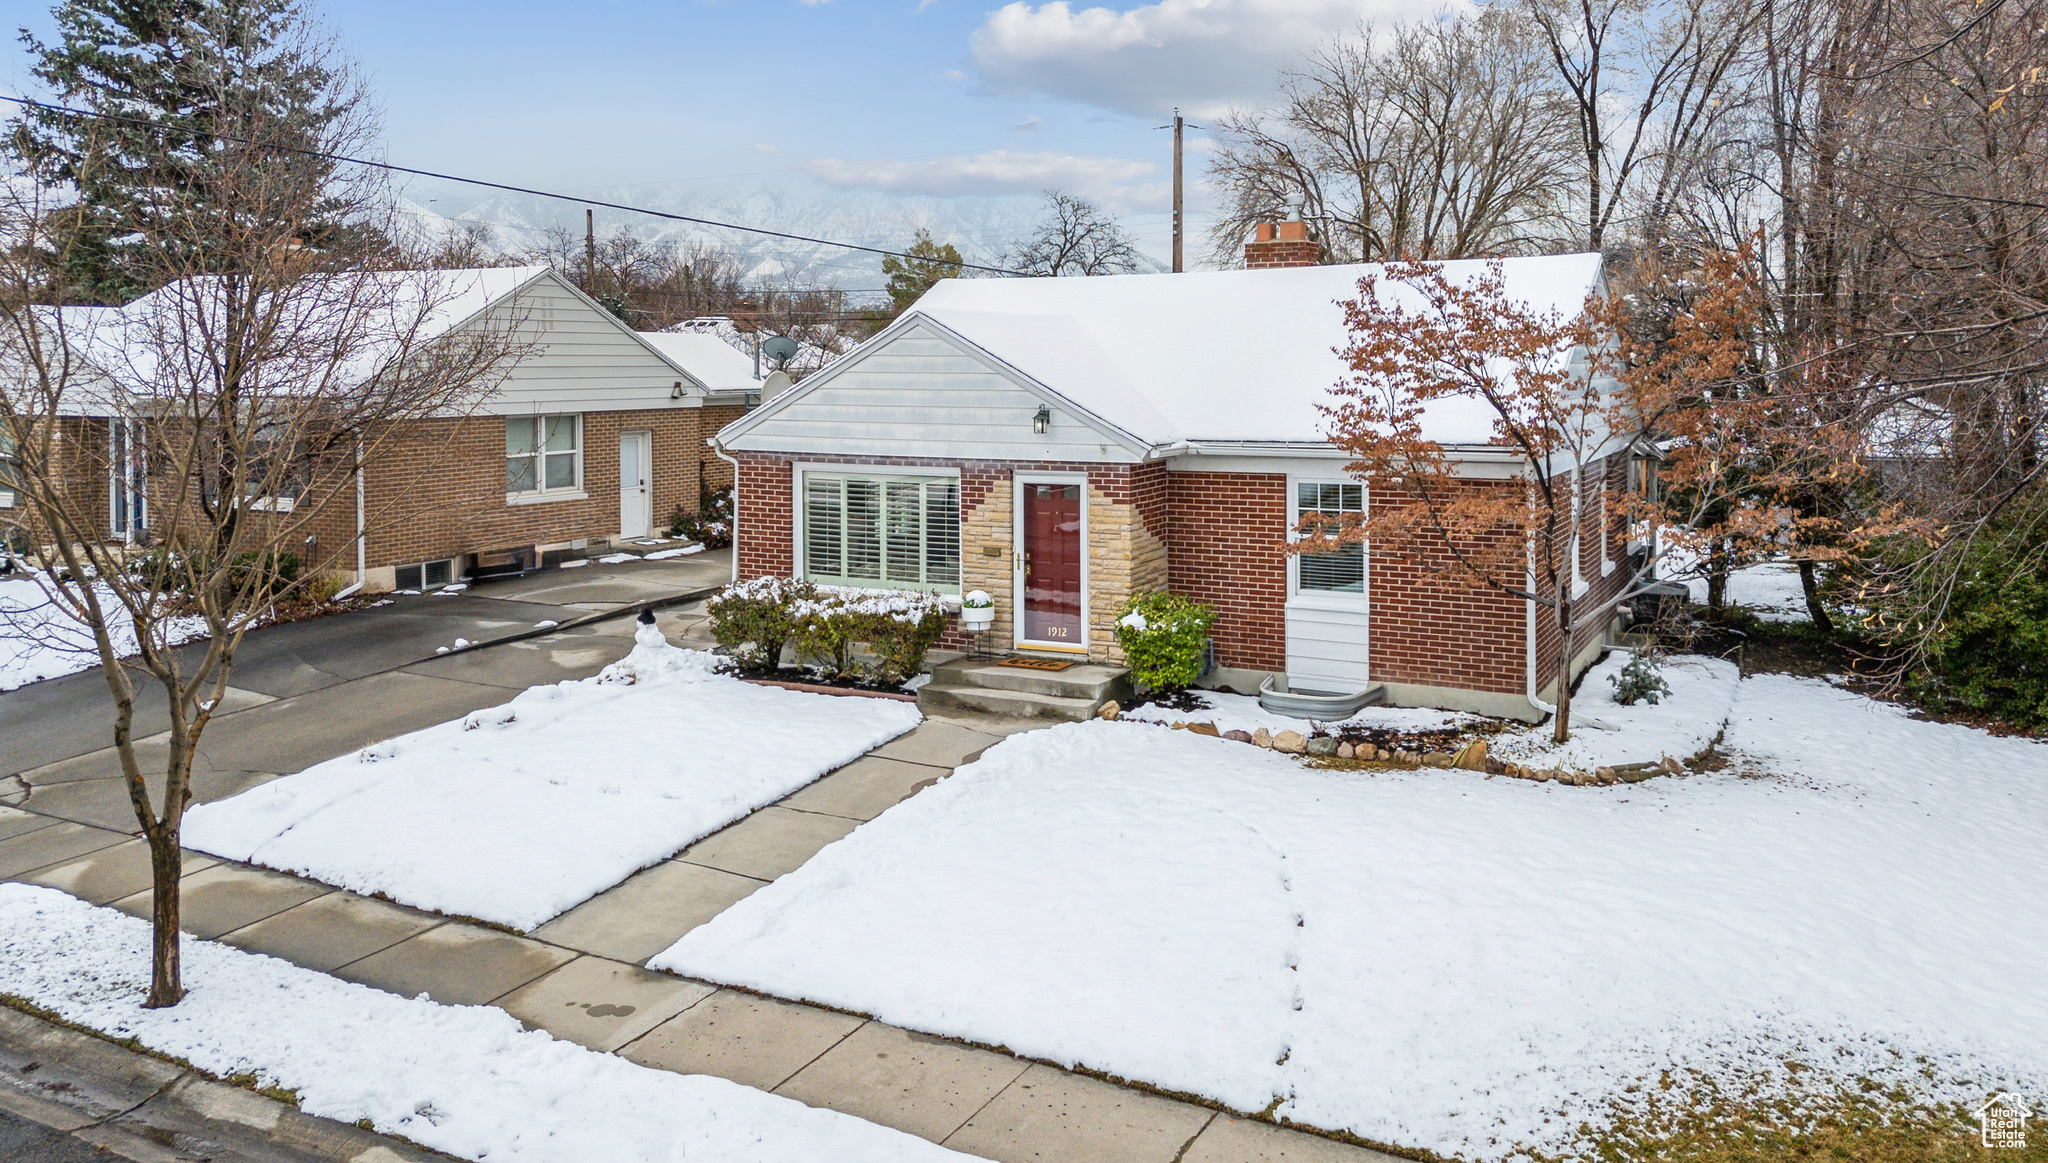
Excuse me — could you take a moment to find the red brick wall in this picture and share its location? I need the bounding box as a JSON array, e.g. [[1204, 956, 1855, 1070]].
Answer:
[[1367, 479, 1530, 696], [735, 452, 794, 578], [351, 405, 731, 571], [1527, 455, 1632, 697], [1165, 471, 1289, 673]]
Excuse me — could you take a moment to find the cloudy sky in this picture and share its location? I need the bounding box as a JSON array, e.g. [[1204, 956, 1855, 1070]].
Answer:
[[6, 0, 1441, 275]]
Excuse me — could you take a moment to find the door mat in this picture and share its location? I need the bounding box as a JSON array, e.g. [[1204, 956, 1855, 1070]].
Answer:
[[998, 658, 1076, 672]]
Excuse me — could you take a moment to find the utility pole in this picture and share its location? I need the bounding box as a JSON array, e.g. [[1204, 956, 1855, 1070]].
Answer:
[[1171, 109, 1184, 273], [585, 208, 596, 296]]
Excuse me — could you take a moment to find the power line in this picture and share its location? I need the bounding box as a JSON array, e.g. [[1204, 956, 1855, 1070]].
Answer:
[[0, 94, 1024, 277]]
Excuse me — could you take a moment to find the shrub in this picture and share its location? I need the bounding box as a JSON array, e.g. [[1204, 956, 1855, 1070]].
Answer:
[[1905, 538, 2048, 729], [1113, 591, 1217, 693], [668, 485, 734, 549], [790, 587, 952, 685], [707, 577, 815, 671], [1609, 651, 1671, 706], [223, 550, 300, 602]]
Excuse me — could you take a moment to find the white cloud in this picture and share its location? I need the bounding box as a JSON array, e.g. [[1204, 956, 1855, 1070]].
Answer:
[[1012, 114, 1045, 132], [806, 150, 1156, 197], [969, 0, 1459, 117]]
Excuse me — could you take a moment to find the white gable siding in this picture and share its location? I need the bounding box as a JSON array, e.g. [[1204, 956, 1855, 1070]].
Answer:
[[725, 323, 1139, 462], [470, 275, 701, 415]]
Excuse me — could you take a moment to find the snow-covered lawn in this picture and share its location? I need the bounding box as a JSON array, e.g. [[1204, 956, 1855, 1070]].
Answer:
[[0, 575, 208, 691], [185, 627, 921, 930], [1123, 690, 1476, 737], [0, 885, 974, 1163], [1488, 650, 1740, 770], [654, 674, 2048, 1160], [1672, 557, 1814, 622]]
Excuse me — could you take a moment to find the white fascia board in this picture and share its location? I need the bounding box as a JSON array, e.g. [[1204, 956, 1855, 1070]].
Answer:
[[1162, 440, 1529, 479], [712, 309, 1153, 462]]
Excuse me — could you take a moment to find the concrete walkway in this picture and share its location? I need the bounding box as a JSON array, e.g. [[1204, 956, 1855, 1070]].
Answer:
[[0, 593, 1397, 1163]]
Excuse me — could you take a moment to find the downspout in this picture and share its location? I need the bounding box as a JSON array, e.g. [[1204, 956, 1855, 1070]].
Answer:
[[334, 439, 367, 600], [712, 441, 740, 585], [1525, 513, 1555, 720]]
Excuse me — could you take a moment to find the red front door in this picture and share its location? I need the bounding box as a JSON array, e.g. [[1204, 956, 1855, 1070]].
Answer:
[[1022, 483, 1084, 646]]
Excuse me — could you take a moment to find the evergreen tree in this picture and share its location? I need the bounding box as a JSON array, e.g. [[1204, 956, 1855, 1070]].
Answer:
[[880, 229, 962, 317], [11, 0, 355, 303]]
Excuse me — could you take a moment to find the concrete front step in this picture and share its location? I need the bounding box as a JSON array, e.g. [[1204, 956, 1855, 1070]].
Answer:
[[931, 658, 1132, 702], [917, 682, 1106, 722]]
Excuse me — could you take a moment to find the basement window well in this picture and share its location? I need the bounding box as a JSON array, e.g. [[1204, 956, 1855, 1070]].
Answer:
[[395, 558, 458, 592]]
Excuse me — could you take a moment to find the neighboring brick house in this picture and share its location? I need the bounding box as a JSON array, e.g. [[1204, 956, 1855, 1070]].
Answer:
[[25, 267, 763, 592], [712, 231, 1640, 722]]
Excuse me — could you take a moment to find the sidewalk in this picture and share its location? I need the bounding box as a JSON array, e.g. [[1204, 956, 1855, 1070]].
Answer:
[[0, 606, 1397, 1163]]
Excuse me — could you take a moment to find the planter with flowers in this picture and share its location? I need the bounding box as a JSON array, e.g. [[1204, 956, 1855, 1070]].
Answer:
[[959, 590, 996, 632]]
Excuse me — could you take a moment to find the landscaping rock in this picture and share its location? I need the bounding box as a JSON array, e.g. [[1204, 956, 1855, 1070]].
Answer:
[[1253, 728, 1273, 748], [1337, 741, 1354, 759], [1617, 766, 1656, 783], [1224, 729, 1254, 744], [1098, 701, 1121, 721], [1306, 736, 1340, 757], [1422, 752, 1453, 768], [1660, 756, 1686, 774], [1595, 766, 1615, 782], [1376, 747, 1392, 762], [1452, 740, 1489, 771], [1272, 729, 1308, 754], [1187, 722, 1220, 737]]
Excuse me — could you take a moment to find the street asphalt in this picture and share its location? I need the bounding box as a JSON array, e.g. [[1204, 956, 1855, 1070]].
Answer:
[[0, 1108, 119, 1162]]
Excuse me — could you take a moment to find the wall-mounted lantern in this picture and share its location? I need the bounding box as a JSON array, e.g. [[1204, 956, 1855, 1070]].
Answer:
[[1033, 405, 1051, 435]]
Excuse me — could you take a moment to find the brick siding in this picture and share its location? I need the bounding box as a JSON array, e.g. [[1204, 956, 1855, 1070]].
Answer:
[[1165, 471, 1289, 673], [729, 450, 1640, 700]]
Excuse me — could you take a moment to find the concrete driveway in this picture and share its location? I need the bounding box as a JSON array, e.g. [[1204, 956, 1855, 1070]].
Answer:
[[0, 551, 733, 834]]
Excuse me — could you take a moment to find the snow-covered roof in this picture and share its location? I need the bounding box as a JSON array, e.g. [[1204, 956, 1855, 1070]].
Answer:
[[636, 329, 767, 395], [905, 254, 1606, 446]]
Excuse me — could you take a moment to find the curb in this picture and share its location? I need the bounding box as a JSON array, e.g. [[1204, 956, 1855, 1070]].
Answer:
[[0, 1003, 449, 1162], [740, 676, 920, 702], [438, 583, 725, 658]]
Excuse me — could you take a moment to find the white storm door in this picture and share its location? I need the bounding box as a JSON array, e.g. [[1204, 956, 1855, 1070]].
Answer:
[[619, 430, 651, 539]]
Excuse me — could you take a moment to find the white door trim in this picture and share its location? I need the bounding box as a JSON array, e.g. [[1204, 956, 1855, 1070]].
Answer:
[[1012, 471, 1089, 653], [618, 429, 652, 539]]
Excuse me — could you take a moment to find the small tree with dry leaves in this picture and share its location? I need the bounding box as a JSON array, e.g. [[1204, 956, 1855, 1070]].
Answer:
[[1306, 253, 1805, 741]]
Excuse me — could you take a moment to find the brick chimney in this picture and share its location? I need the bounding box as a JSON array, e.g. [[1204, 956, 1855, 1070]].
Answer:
[[1244, 219, 1318, 268]]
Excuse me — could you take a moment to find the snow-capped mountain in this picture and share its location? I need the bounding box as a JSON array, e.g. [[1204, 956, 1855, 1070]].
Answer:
[[395, 184, 1167, 292]]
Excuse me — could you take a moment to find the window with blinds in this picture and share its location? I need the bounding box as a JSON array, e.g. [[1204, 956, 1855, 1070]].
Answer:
[[1295, 481, 1365, 594], [803, 473, 961, 592]]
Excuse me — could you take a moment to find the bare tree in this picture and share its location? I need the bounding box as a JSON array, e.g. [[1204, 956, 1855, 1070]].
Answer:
[[1209, 11, 1579, 265], [1005, 191, 1139, 277], [1521, 0, 1759, 251], [0, 12, 524, 1006]]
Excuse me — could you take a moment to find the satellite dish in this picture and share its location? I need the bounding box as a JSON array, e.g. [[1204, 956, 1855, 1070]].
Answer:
[[761, 335, 801, 367]]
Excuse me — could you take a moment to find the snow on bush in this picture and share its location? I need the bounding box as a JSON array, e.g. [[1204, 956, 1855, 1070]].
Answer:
[[0, 885, 973, 1163], [655, 675, 2047, 1160], [184, 626, 920, 929]]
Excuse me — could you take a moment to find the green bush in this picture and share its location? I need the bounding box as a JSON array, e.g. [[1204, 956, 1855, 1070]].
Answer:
[[1608, 651, 1671, 705], [790, 588, 951, 685], [1907, 540, 2048, 729], [122, 548, 299, 603], [707, 577, 815, 671], [1112, 591, 1217, 693], [668, 485, 734, 549]]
